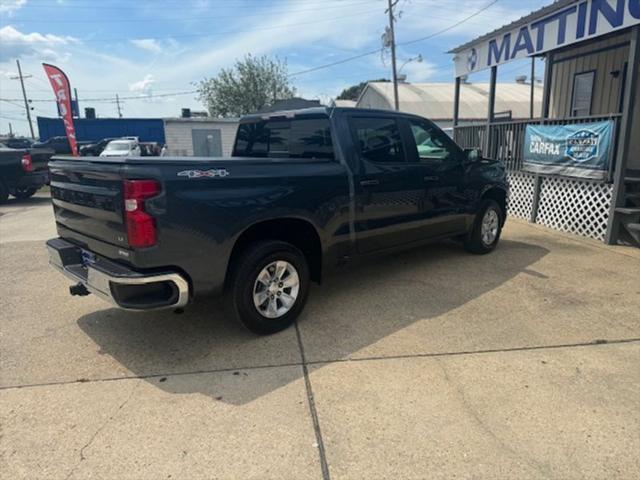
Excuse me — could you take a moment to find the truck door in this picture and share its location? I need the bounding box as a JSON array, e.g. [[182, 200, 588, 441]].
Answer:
[[349, 114, 435, 253], [404, 118, 470, 236]]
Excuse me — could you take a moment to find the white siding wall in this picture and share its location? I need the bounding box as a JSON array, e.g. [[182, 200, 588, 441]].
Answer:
[[163, 120, 239, 156]]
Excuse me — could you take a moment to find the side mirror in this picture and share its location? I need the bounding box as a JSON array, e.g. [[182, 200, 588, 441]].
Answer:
[[464, 148, 481, 163]]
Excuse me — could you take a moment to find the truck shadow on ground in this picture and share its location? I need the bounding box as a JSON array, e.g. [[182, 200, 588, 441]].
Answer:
[[77, 239, 548, 405]]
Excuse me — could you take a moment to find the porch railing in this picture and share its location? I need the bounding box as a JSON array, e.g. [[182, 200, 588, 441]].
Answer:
[[453, 114, 622, 177]]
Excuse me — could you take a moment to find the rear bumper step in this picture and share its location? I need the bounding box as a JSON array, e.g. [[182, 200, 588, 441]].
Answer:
[[46, 238, 189, 310]]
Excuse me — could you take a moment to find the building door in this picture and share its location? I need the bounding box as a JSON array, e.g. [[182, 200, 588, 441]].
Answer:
[[192, 129, 222, 156]]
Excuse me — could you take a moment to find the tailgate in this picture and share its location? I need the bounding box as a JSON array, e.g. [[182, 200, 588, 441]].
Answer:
[[49, 158, 128, 248], [29, 147, 55, 172]]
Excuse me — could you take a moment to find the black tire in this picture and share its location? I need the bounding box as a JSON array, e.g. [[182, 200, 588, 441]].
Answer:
[[0, 180, 8, 204], [12, 187, 38, 200], [227, 240, 310, 335], [464, 199, 504, 254]]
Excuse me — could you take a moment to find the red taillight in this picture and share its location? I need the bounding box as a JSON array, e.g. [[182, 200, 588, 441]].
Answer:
[[124, 179, 161, 248], [21, 153, 33, 172]]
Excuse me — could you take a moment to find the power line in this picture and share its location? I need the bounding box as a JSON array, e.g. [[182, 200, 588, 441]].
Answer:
[[397, 0, 499, 46], [1, 0, 500, 106], [0, 98, 27, 110], [0, 90, 199, 103], [289, 0, 499, 77]]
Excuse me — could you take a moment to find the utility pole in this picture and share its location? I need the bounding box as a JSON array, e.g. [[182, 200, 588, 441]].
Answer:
[[74, 88, 80, 118], [9, 122, 13, 136], [115, 94, 123, 118], [386, 0, 399, 111], [13, 60, 35, 138]]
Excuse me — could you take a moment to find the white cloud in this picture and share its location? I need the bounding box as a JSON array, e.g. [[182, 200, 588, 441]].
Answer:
[[0, 25, 78, 62], [129, 74, 155, 95], [401, 60, 437, 83], [0, 0, 27, 15], [130, 38, 163, 54]]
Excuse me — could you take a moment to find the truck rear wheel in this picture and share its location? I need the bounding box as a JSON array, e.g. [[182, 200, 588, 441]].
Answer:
[[12, 187, 38, 199], [464, 199, 504, 254], [227, 240, 310, 335]]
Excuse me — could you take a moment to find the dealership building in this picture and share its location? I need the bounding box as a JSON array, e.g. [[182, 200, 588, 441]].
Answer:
[[450, 0, 639, 247]]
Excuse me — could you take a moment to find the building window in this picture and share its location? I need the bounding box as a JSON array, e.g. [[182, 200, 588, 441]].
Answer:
[[571, 71, 595, 117]]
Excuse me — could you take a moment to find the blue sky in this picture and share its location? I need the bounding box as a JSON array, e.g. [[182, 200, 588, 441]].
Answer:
[[1, 0, 549, 136]]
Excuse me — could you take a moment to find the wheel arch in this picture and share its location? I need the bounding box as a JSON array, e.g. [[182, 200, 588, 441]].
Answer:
[[226, 217, 323, 286], [481, 186, 507, 219]]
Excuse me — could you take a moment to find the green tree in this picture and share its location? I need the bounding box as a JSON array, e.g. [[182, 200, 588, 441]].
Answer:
[[197, 54, 296, 117], [336, 79, 389, 101]]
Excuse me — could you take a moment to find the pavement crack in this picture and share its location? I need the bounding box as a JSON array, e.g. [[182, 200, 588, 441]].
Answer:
[[2, 338, 638, 392], [64, 381, 139, 480], [295, 321, 331, 480]]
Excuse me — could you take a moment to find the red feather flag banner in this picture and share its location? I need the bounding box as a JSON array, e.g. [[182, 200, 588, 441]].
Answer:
[[42, 63, 79, 156]]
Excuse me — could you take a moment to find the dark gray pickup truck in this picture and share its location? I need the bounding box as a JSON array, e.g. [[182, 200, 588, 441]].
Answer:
[[46, 107, 508, 334], [0, 145, 52, 203]]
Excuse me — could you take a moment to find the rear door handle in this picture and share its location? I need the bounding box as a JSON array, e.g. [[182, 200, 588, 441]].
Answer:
[[360, 179, 380, 187], [423, 175, 439, 182]]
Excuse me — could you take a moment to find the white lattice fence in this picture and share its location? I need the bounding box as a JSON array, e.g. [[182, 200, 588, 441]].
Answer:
[[536, 177, 613, 241], [507, 172, 536, 220]]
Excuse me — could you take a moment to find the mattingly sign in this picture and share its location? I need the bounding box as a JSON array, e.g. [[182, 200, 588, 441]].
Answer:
[[454, 0, 640, 77]]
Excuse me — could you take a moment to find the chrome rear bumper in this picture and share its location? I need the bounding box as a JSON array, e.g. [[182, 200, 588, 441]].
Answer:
[[47, 238, 189, 310]]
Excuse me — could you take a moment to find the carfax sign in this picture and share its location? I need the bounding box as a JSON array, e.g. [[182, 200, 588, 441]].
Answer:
[[454, 0, 640, 76], [523, 121, 614, 179]]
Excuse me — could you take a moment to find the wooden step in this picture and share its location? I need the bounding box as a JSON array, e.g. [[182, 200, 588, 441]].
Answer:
[[615, 207, 640, 214]]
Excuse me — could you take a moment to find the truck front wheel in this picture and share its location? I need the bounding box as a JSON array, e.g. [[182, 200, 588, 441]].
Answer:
[[228, 240, 310, 335], [464, 199, 504, 254]]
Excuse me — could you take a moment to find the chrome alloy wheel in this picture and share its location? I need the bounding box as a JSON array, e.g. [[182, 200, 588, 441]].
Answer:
[[252, 261, 300, 319], [481, 208, 500, 246]]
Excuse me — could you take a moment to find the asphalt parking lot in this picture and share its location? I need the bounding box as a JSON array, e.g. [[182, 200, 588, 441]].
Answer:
[[1, 192, 639, 480]]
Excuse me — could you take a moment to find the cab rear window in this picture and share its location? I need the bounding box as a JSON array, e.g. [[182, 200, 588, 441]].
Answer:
[[233, 118, 334, 159]]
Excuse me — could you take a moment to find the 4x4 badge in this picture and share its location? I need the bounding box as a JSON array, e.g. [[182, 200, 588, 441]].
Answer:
[[177, 168, 229, 178]]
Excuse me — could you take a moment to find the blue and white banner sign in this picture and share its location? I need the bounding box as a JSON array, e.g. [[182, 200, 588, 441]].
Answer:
[[454, 0, 640, 76], [523, 121, 614, 179]]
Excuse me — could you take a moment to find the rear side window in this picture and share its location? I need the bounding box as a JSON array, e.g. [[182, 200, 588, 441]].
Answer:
[[351, 117, 405, 163], [233, 118, 334, 159]]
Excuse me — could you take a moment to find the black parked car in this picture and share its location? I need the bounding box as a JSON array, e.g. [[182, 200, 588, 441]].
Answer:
[[3, 137, 34, 149], [46, 107, 508, 334], [33, 136, 90, 155], [80, 138, 116, 156]]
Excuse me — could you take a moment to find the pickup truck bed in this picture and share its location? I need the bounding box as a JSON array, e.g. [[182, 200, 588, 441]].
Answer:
[[46, 107, 508, 334]]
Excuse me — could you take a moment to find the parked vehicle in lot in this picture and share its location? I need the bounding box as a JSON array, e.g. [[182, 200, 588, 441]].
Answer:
[[32, 136, 88, 155], [99, 138, 141, 157], [0, 144, 53, 203], [46, 107, 508, 334], [1, 137, 34, 149], [80, 138, 116, 156]]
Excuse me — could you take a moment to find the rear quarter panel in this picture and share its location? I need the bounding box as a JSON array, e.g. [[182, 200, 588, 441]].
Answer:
[[124, 159, 352, 295]]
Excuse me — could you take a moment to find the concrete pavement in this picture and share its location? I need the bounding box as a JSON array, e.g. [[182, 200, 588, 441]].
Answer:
[[1, 192, 639, 479]]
